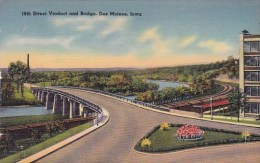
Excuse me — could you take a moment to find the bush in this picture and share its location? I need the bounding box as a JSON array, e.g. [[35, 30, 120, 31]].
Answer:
[[159, 122, 170, 131], [141, 138, 151, 147], [241, 131, 250, 142]]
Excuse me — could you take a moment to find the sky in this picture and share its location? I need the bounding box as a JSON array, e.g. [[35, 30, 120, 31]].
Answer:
[[0, 0, 260, 68]]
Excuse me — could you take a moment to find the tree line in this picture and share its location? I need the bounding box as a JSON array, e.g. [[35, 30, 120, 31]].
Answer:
[[1, 56, 238, 104]]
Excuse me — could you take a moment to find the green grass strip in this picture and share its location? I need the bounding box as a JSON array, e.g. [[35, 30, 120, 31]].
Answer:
[[0, 114, 66, 128], [203, 117, 260, 125], [1, 122, 92, 163], [14, 86, 38, 101]]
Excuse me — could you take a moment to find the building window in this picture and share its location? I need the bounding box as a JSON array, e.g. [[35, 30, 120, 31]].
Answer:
[[250, 42, 259, 52], [245, 86, 260, 96], [244, 42, 251, 52], [245, 71, 260, 82], [245, 102, 260, 114], [244, 41, 260, 52], [244, 56, 260, 67]]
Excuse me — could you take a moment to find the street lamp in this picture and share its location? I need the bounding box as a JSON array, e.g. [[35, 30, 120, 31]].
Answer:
[[96, 111, 99, 126]]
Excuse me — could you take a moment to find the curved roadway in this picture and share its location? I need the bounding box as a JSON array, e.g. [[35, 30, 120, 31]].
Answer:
[[37, 88, 260, 163]]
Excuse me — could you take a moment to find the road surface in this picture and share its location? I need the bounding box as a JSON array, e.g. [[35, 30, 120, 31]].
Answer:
[[37, 88, 260, 163]]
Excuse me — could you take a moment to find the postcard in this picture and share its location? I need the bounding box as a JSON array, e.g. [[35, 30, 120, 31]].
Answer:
[[0, 0, 260, 163]]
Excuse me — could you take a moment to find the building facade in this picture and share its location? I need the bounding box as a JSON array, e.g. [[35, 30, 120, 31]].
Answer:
[[239, 33, 260, 116]]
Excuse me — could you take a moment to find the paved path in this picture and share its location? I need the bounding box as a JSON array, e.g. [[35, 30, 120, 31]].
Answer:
[[37, 88, 260, 163]]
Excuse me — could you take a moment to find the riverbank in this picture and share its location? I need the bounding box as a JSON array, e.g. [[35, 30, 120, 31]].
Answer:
[[2, 84, 43, 106], [0, 114, 65, 128]]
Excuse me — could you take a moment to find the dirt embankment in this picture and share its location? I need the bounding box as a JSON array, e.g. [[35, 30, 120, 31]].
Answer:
[[216, 74, 239, 84]]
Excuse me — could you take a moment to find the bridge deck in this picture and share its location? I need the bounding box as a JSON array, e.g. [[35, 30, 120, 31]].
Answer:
[[36, 88, 260, 163]]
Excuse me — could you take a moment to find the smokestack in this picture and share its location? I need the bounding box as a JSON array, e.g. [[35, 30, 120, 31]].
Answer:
[[27, 54, 30, 82]]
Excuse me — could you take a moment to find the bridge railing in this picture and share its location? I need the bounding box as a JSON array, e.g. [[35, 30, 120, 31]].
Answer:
[[52, 86, 169, 112], [31, 87, 103, 123]]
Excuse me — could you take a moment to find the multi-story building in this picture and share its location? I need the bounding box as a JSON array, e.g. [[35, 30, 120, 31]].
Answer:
[[239, 32, 260, 117]]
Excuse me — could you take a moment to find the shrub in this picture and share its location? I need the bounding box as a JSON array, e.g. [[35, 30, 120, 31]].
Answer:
[[31, 129, 42, 143], [159, 122, 169, 131], [141, 138, 151, 147], [241, 131, 250, 142], [0, 129, 15, 153]]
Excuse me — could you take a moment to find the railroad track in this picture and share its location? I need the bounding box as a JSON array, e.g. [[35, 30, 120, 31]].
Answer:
[[161, 83, 234, 109]]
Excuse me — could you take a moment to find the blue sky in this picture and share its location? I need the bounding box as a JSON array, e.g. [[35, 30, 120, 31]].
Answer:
[[0, 0, 259, 68]]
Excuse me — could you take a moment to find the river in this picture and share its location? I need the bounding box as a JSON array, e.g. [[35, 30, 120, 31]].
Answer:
[[126, 80, 188, 100], [0, 106, 51, 117], [0, 80, 187, 117], [146, 79, 188, 90]]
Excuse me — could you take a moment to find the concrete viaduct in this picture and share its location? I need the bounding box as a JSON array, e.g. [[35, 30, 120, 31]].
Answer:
[[28, 87, 260, 163], [32, 87, 102, 120]]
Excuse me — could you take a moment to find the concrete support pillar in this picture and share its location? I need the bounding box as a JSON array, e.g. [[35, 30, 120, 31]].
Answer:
[[41, 92, 47, 103], [53, 94, 62, 114], [62, 97, 70, 117], [37, 91, 42, 100], [69, 99, 74, 119], [68, 100, 80, 119], [79, 104, 84, 117], [46, 93, 54, 110]]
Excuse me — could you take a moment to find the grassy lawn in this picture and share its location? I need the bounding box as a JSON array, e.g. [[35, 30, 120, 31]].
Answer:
[[203, 116, 260, 126], [14, 86, 38, 101], [1, 122, 92, 163], [135, 124, 260, 153], [149, 127, 241, 150], [3, 84, 43, 106], [34, 82, 52, 87], [0, 114, 66, 128]]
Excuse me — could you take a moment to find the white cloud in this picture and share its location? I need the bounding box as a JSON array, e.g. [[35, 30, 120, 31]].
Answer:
[[179, 35, 197, 47], [50, 17, 128, 36], [6, 36, 75, 48], [139, 26, 160, 43], [51, 17, 106, 31], [198, 39, 232, 53], [100, 18, 127, 36], [138, 26, 172, 57]]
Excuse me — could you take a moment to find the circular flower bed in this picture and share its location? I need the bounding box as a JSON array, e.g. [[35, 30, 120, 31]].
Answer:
[[176, 125, 204, 140]]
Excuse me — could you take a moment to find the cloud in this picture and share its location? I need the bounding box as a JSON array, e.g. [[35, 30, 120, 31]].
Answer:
[[198, 40, 232, 53], [51, 17, 105, 31], [138, 26, 172, 56], [179, 35, 197, 47], [50, 17, 128, 36], [5, 36, 75, 48], [139, 26, 160, 43], [100, 18, 127, 36]]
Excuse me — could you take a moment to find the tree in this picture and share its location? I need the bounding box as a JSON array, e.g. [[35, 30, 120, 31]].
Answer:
[[1, 80, 15, 104], [8, 61, 27, 97], [228, 87, 246, 122]]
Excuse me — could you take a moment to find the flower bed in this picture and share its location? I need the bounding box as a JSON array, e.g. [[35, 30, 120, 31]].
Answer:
[[176, 125, 204, 140], [135, 123, 260, 153]]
